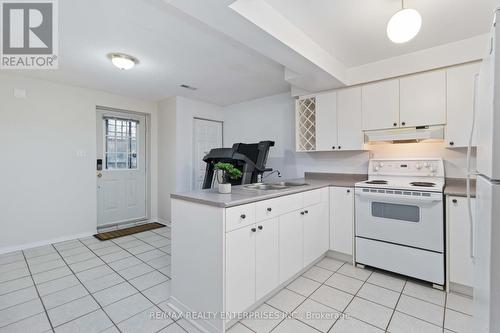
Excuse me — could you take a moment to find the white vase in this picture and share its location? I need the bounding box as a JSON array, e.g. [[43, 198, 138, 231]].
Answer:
[[218, 183, 232, 194]]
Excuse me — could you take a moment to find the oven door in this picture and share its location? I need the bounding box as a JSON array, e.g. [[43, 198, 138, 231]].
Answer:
[[355, 188, 444, 252]]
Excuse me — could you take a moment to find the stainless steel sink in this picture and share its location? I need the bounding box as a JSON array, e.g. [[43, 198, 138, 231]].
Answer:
[[244, 181, 309, 191], [270, 181, 309, 187], [244, 184, 288, 191]]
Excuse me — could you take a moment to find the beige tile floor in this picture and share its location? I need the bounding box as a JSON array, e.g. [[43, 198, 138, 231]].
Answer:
[[0, 227, 473, 333]]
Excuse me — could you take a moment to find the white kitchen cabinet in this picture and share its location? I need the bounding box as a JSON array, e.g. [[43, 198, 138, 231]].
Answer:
[[446, 62, 481, 148], [315, 92, 338, 151], [255, 218, 279, 300], [296, 97, 317, 151], [279, 209, 304, 283], [303, 201, 329, 266], [172, 187, 330, 332], [225, 224, 256, 314], [329, 187, 354, 256], [400, 70, 446, 128], [337, 87, 364, 150], [362, 79, 400, 131], [448, 196, 475, 288]]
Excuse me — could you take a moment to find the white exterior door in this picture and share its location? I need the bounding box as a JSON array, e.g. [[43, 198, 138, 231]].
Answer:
[[96, 110, 147, 227], [193, 119, 223, 190]]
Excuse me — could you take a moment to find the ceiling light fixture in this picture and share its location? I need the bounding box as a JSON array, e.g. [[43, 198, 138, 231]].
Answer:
[[386, 0, 422, 44], [108, 53, 139, 70]]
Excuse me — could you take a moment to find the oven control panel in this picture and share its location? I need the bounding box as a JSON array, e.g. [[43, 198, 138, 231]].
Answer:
[[369, 159, 444, 177]]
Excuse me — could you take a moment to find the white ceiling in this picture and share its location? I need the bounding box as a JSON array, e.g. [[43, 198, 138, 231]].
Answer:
[[265, 0, 500, 67], [14, 0, 290, 106], [13, 0, 500, 104]]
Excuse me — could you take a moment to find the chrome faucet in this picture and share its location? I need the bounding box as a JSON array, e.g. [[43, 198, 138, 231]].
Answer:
[[259, 170, 282, 182]]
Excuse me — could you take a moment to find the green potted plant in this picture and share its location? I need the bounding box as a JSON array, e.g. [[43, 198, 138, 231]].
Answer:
[[214, 162, 242, 194]]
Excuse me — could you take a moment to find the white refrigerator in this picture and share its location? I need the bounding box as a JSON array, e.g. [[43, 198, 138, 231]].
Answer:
[[473, 9, 500, 333]]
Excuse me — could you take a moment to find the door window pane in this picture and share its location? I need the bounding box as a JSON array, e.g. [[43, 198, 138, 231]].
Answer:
[[104, 118, 139, 170], [372, 202, 420, 222]]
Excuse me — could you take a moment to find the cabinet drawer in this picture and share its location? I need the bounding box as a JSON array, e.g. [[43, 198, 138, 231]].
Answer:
[[255, 193, 303, 221], [226, 203, 256, 232], [303, 189, 322, 207]]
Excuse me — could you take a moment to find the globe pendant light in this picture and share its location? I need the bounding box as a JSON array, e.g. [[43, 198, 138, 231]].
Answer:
[[387, 0, 422, 44]]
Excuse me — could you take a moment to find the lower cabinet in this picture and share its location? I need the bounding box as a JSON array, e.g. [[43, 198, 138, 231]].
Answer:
[[304, 202, 329, 266], [225, 224, 256, 314], [330, 187, 354, 255], [255, 218, 279, 300], [279, 210, 304, 284], [448, 196, 476, 288], [226, 188, 330, 315]]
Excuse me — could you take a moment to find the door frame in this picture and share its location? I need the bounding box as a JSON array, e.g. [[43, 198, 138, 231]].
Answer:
[[96, 106, 151, 229], [192, 117, 224, 190]]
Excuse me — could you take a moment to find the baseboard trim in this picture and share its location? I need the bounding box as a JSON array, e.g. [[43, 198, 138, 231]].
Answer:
[[157, 217, 171, 226], [168, 297, 219, 333], [449, 282, 473, 297], [0, 231, 96, 255]]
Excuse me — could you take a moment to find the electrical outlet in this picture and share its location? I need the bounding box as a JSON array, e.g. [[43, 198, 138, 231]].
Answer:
[[13, 88, 27, 99]]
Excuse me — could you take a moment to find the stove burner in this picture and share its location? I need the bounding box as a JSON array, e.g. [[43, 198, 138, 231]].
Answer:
[[410, 182, 436, 187], [365, 180, 388, 185]]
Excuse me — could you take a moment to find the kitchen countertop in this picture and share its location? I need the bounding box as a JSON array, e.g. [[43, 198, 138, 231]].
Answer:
[[444, 178, 476, 197], [171, 173, 367, 208]]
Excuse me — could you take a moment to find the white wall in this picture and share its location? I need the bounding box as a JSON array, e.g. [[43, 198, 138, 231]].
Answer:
[[223, 92, 474, 180], [157, 96, 223, 222], [0, 74, 158, 254], [157, 97, 177, 224]]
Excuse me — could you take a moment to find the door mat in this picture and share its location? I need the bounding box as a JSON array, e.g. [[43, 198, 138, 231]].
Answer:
[[94, 222, 166, 241]]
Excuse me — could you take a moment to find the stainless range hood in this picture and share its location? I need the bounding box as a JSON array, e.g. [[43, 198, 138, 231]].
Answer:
[[365, 126, 445, 144]]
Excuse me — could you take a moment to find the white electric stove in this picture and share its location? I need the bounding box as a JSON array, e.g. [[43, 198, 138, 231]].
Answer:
[[354, 158, 445, 286]]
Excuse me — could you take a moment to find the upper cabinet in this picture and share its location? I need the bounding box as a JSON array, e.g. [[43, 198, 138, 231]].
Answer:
[[315, 92, 338, 151], [361, 79, 400, 131], [296, 63, 481, 151], [446, 62, 481, 148], [400, 70, 446, 128], [337, 87, 364, 150], [296, 89, 364, 152], [296, 96, 317, 151]]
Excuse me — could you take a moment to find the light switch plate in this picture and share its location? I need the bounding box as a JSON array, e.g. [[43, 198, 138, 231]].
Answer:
[[13, 88, 27, 99]]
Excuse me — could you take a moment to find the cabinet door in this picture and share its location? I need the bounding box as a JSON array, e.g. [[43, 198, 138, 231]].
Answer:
[[315, 92, 338, 151], [225, 225, 256, 314], [446, 63, 480, 148], [400, 70, 446, 127], [362, 79, 400, 131], [296, 97, 317, 151], [337, 87, 364, 150], [255, 218, 279, 300], [448, 196, 475, 287], [330, 187, 354, 255], [279, 210, 304, 283], [303, 202, 329, 266]]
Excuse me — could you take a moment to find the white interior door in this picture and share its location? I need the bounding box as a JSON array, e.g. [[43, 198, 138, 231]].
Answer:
[[96, 110, 147, 227], [193, 118, 223, 190]]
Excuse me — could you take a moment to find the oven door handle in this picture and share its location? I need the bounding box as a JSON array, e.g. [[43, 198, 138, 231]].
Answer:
[[355, 191, 442, 204]]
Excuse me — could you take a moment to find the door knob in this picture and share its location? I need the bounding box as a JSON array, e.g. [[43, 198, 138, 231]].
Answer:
[[97, 173, 103, 178]]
